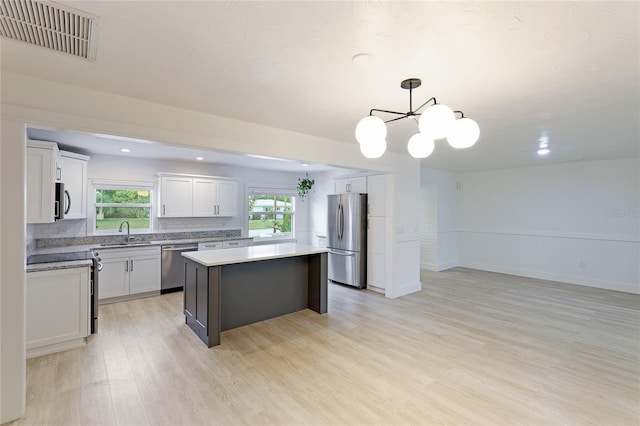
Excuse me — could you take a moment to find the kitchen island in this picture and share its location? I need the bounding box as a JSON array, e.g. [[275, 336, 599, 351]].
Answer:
[[181, 243, 328, 347]]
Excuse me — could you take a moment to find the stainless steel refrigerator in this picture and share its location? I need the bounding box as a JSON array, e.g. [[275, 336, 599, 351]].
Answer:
[[327, 193, 367, 288]]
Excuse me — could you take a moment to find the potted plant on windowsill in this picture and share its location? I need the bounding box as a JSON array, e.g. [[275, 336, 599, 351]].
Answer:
[[297, 173, 315, 200]]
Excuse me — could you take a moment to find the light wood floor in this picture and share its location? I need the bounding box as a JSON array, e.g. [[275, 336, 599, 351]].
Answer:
[[9, 268, 640, 425]]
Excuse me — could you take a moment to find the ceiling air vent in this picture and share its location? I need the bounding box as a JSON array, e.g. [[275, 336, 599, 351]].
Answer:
[[0, 0, 98, 61]]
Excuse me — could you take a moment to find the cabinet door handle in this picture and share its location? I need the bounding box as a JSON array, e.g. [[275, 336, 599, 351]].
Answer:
[[130, 260, 134, 271], [162, 204, 166, 216], [125, 260, 128, 272]]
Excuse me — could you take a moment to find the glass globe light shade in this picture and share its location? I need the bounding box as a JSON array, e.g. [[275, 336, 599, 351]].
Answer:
[[355, 116, 387, 145], [418, 104, 455, 140], [360, 138, 387, 159], [447, 118, 480, 149], [407, 133, 435, 158]]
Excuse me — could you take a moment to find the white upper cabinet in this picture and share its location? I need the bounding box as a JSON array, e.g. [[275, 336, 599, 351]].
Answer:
[[60, 151, 89, 219], [216, 180, 238, 216], [160, 176, 193, 217], [366, 174, 387, 217], [27, 140, 62, 223], [334, 176, 367, 194], [192, 178, 217, 216], [159, 174, 238, 218]]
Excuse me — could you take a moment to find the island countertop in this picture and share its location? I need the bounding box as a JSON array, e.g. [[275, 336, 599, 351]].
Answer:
[[182, 243, 328, 267]]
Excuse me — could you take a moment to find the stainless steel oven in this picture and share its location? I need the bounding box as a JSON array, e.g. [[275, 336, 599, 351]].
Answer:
[[27, 250, 102, 333]]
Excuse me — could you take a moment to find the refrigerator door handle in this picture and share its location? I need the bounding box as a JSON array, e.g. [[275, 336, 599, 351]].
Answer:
[[336, 203, 340, 240], [329, 249, 355, 256], [339, 203, 344, 240]]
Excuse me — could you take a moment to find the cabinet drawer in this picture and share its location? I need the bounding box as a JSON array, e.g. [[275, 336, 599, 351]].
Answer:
[[222, 240, 251, 249], [198, 241, 222, 250]]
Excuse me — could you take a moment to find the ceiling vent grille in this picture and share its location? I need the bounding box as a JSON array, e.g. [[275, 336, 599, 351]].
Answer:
[[0, 0, 98, 61]]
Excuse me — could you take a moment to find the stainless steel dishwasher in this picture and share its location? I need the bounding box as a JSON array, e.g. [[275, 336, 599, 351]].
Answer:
[[161, 243, 198, 293]]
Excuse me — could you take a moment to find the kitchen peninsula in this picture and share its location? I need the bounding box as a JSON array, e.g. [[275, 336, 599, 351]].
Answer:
[[182, 243, 328, 347]]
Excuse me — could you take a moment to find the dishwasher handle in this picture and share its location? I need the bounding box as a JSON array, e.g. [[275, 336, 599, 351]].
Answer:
[[162, 246, 198, 251]]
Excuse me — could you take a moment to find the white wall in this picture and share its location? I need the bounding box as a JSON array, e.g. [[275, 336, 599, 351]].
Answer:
[[457, 158, 640, 293], [0, 118, 27, 423], [420, 167, 459, 271], [1, 72, 421, 422]]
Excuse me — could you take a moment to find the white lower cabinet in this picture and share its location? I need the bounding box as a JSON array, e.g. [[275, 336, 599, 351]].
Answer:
[[98, 246, 161, 300], [367, 216, 386, 292], [26, 267, 90, 358]]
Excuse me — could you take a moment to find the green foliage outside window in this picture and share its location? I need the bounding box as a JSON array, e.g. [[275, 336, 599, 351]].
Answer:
[[96, 188, 151, 230]]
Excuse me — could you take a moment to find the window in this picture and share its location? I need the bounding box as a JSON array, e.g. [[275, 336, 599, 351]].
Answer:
[[94, 181, 153, 233], [248, 189, 295, 240]]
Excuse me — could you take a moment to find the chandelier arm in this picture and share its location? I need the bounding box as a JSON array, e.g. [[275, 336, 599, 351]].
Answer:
[[414, 97, 438, 113], [369, 108, 407, 116], [384, 114, 412, 124]]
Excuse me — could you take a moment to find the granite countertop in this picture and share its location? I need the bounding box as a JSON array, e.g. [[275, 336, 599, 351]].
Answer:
[[31, 236, 253, 256], [182, 243, 328, 267], [27, 259, 93, 273]]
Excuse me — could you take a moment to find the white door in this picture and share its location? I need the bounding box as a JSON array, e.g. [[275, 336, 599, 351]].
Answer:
[[367, 216, 386, 290], [26, 147, 55, 223], [349, 176, 367, 193], [366, 174, 386, 217], [192, 178, 217, 216], [217, 181, 238, 216], [129, 255, 161, 294], [99, 256, 130, 299], [26, 267, 89, 349], [61, 156, 88, 219], [161, 176, 192, 217], [334, 178, 349, 193]]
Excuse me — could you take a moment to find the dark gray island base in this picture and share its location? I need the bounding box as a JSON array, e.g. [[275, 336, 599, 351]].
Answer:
[[182, 244, 328, 347]]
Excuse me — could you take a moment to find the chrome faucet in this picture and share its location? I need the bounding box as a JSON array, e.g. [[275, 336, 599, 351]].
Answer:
[[118, 221, 133, 243]]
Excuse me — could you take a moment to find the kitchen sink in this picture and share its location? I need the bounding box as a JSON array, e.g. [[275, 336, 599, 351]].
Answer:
[[99, 241, 153, 247]]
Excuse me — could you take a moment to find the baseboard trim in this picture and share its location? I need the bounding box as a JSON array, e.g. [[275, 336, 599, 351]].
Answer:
[[389, 280, 422, 299], [459, 261, 639, 294]]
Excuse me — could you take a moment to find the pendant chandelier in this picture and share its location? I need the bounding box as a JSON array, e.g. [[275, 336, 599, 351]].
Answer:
[[355, 78, 480, 159]]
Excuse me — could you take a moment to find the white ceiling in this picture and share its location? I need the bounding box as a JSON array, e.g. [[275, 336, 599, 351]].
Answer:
[[2, 1, 639, 172]]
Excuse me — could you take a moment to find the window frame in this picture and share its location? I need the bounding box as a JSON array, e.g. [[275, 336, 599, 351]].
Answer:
[[91, 179, 155, 235], [247, 187, 296, 242]]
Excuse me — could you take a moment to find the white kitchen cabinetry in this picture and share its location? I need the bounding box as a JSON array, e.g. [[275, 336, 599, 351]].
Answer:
[[192, 178, 238, 217], [222, 239, 251, 249], [159, 174, 238, 217], [366, 174, 387, 293], [60, 151, 89, 219], [192, 178, 217, 216], [366, 174, 387, 217], [98, 246, 161, 300], [160, 176, 193, 217], [367, 217, 386, 291], [334, 176, 367, 193], [198, 239, 251, 251], [26, 267, 90, 358], [26, 140, 62, 223]]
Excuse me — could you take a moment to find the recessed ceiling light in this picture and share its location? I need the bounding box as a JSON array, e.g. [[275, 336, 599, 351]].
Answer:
[[301, 163, 309, 167], [246, 154, 296, 162], [120, 148, 130, 153], [196, 157, 204, 161], [537, 148, 550, 156]]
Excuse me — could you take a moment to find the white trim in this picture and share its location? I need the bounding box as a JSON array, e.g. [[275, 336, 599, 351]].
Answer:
[[459, 261, 640, 295], [90, 179, 155, 235], [457, 228, 639, 243], [387, 280, 422, 299]]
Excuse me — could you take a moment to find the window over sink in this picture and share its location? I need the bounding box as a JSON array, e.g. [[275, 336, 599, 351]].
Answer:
[[248, 188, 295, 241], [93, 180, 153, 234]]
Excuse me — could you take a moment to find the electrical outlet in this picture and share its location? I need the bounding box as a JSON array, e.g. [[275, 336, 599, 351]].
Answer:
[[579, 260, 586, 268]]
